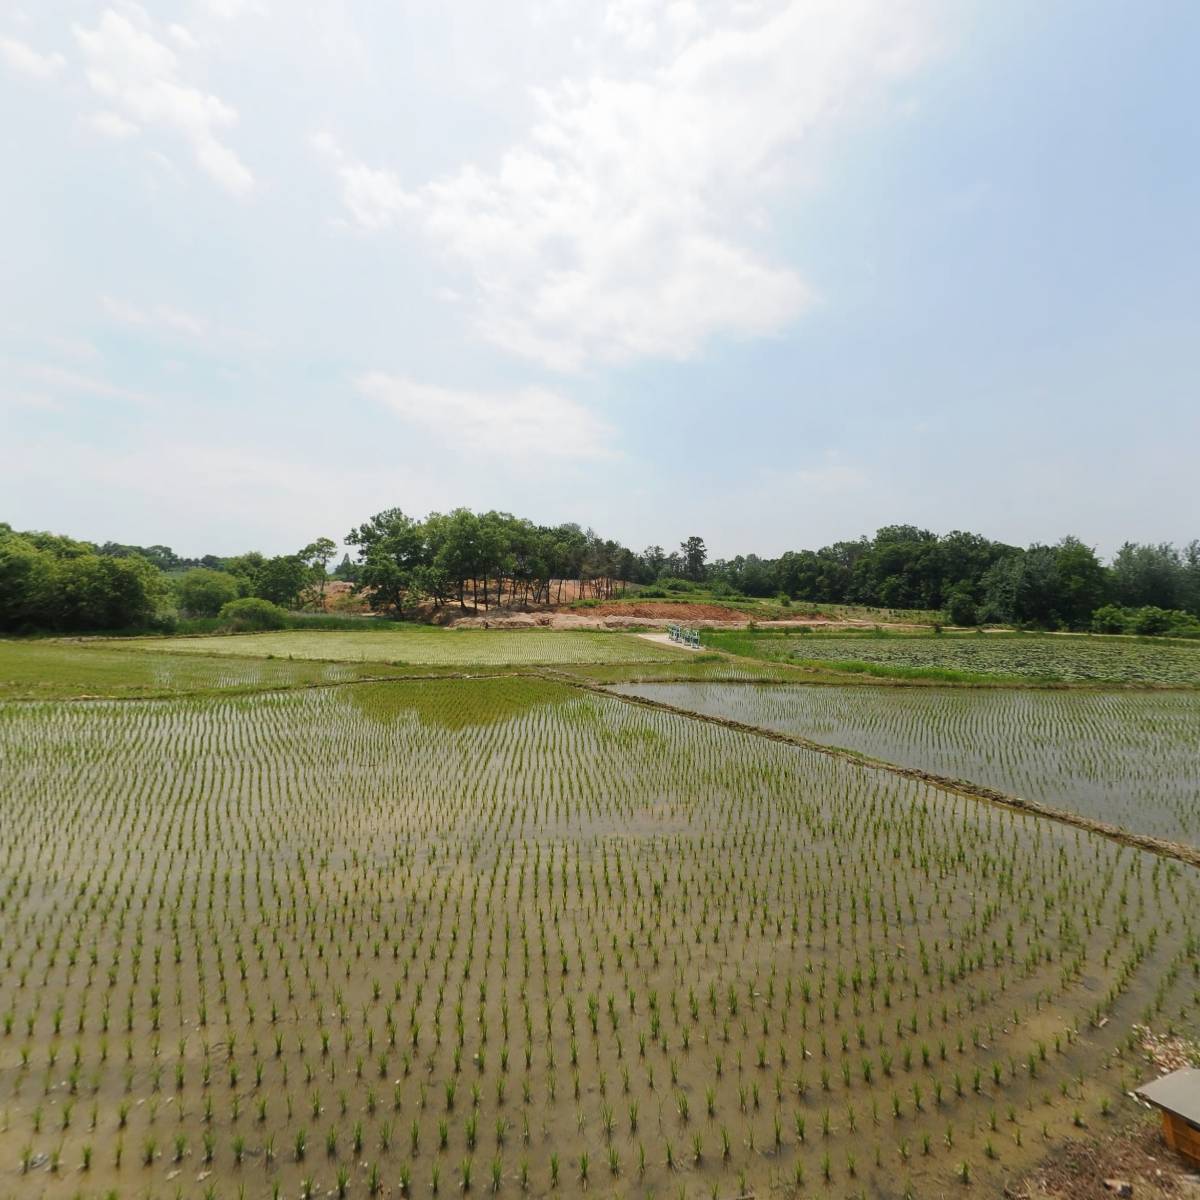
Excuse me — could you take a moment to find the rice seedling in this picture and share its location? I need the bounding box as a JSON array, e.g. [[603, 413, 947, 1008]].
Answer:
[[0, 638, 436, 701], [0, 672, 1194, 1199], [616, 680, 1200, 845]]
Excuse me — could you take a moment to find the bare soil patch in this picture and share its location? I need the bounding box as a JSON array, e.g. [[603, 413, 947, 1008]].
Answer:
[[579, 601, 756, 620], [445, 601, 756, 627], [446, 606, 890, 631], [1016, 1118, 1200, 1199], [317, 579, 369, 612]]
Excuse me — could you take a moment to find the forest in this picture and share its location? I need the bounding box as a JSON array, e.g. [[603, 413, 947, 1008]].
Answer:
[[1, 512, 1197, 635]]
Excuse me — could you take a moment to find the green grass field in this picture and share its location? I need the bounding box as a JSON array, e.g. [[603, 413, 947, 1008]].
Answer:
[[86, 627, 686, 667], [0, 638, 470, 700], [0, 638, 448, 700], [704, 630, 1200, 685]]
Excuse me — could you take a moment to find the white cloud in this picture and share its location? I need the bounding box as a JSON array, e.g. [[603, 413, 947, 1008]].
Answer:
[[21, 363, 151, 406], [85, 110, 140, 140], [1, 434, 458, 555], [0, 35, 65, 80], [55, 340, 100, 362], [313, 132, 416, 231], [604, 0, 659, 52], [604, 0, 702, 53], [1, 389, 62, 414], [201, 0, 266, 18], [319, 0, 933, 370], [4, 438, 316, 514], [755, 457, 870, 499], [73, 9, 254, 196], [101, 295, 208, 337], [167, 24, 200, 51], [358, 372, 619, 461]]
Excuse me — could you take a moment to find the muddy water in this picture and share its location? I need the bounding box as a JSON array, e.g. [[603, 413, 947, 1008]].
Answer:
[[0, 681, 1197, 1199]]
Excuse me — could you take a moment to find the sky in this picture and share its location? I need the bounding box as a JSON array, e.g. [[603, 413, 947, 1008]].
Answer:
[[2, 0, 1198, 562]]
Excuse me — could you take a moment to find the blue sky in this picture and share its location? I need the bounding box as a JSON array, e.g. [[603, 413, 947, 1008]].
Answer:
[[2, 0, 1197, 561]]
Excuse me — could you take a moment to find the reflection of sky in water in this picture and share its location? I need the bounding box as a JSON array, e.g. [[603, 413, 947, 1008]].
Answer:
[[617, 683, 1200, 845]]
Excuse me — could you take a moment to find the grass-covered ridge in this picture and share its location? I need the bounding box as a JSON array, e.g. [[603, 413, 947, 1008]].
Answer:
[[553, 654, 801, 686], [704, 629, 1200, 685], [87, 626, 687, 666]]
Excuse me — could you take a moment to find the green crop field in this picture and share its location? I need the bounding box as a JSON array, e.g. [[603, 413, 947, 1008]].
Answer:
[[2, 632, 1199, 1200], [0, 675, 1197, 1200], [705, 630, 1200, 685], [0, 639, 440, 701], [615, 682, 1200, 846], [88, 628, 686, 667]]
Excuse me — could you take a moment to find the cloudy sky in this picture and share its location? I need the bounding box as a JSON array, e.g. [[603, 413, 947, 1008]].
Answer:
[[2, 0, 1197, 560]]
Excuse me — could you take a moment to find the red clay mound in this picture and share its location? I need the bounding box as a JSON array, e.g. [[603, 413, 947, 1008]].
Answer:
[[574, 602, 754, 622]]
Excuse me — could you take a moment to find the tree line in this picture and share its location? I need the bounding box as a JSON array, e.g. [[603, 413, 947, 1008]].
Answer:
[[704, 525, 1200, 632], [0, 524, 336, 633], [2, 513, 1198, 634], [343, 509, 637, 614]]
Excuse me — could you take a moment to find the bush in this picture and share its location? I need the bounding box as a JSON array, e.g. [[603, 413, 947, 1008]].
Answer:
[[1130, 606, 1199, 637], [177, 568, 240, 617], [659, 577, 695, 593], [1090, 604, 1129, 634], [945, 588, 978, 627], [638, 586, 668, 598], [218, 597, 288, 632], [1090, 604, 1200, 637]]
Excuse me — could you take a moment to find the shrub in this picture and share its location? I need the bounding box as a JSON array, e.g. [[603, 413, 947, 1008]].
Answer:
[[1091, 604, 1200, 637], [218, 597, 287, 632], [1090, 604, 1128, 634], [177, 569, 240, 617], [1130, 606, 1181, 636], [638, 587, 668, 599], [945, 588, 978, 628]]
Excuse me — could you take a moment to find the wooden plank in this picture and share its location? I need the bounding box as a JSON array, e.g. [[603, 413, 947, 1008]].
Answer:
[[1165, 1112, 1200, 1166]]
